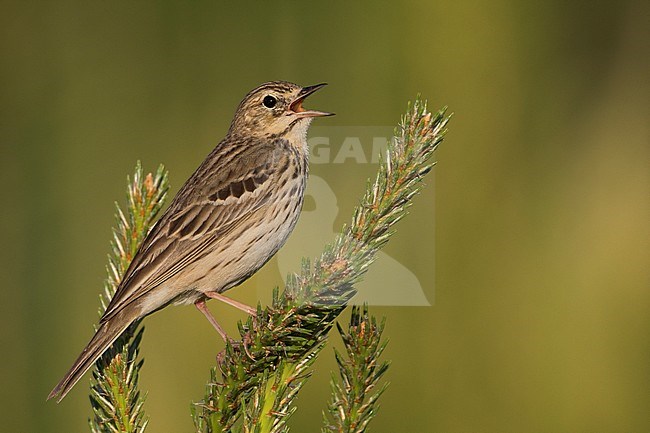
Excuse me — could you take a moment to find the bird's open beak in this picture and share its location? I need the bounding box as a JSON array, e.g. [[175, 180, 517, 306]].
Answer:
[[290, 83, 334, 118]]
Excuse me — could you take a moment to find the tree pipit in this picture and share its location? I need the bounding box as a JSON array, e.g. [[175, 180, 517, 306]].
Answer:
[[49, 81, 333, 402]]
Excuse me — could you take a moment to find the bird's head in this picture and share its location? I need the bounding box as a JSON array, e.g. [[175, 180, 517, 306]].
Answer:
[[228, 81, 333, 140]]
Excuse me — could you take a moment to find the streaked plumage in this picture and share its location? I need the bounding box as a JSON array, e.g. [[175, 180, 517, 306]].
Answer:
[[49, 81, 332, 402]]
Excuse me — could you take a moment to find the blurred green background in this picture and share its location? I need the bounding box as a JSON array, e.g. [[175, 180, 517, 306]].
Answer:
[[1, 1, 648, 432]]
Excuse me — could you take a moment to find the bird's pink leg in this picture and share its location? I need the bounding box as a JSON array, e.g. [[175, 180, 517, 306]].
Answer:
[[194, 299, 229, 342], [204, 292, 256, 316]]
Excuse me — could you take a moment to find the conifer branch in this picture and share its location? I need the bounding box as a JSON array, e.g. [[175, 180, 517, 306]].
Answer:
[[240, 345, 326, 433], [323, 306, 390, 433], [193, 98, 449, 432], [89, 162, 169, 433]]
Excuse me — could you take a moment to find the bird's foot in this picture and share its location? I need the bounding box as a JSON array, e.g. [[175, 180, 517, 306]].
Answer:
[[204, 292, 257, 316]]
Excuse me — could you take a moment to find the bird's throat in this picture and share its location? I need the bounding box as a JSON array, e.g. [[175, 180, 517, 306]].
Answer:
[[285, 118, 313, 156]]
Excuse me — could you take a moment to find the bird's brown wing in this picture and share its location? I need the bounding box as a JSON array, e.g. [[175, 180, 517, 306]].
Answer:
[[101, 139, 287, 323]]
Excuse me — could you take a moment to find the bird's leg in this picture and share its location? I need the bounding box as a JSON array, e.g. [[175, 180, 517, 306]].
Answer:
[[194, 299, 229, 342], [204, 292, 257, 316]]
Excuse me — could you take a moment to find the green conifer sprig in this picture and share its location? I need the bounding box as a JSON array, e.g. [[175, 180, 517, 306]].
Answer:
[[240, 344, 327, 433], [323, 306, 390, 433], [193, 99, 449, 432], [89, 162, 169, 433]]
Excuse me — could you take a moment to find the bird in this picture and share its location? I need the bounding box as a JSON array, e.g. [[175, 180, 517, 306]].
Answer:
[[48, 81, 333, 402]]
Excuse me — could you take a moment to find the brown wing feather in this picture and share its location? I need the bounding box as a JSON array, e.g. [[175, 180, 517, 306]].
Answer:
[[101, 138, 284, 323]]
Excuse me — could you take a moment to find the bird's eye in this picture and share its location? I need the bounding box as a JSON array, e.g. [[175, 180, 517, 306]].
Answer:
[[262, 95, 277, 108]]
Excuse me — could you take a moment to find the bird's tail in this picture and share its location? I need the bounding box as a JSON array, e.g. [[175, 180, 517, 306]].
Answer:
[[47, 307, 138, 402]]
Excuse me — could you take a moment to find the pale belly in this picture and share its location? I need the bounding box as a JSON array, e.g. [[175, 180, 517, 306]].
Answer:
[[190, 194, 303, 297], [138, 184, 304, 311]]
